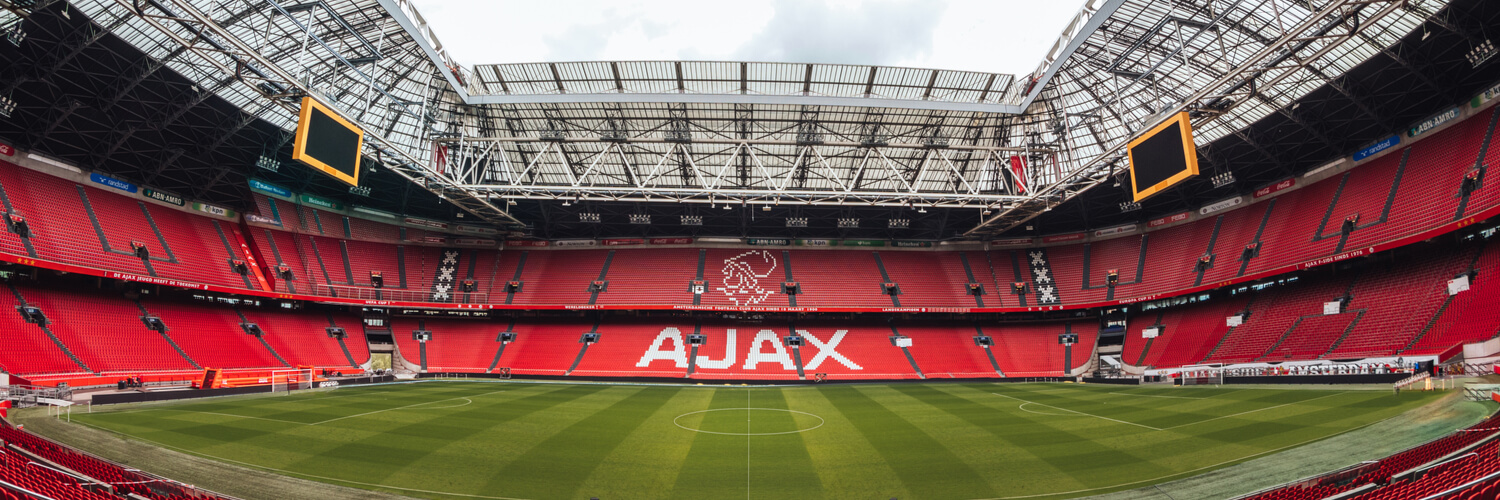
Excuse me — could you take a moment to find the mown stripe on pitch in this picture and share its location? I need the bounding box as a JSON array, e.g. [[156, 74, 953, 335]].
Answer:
[[282, 384, 609, 485], [783, 386, 909, 500], [745, 388, 825, 499], [481, 386, 682, 499], [571, 388, 713, 499], [884, 384, 1083, 487], [669, 388, 751, 500], [818, 385, 997, 499]]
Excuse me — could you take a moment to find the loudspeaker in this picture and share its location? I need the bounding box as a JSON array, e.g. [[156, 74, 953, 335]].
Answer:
[[18, 305, 46, 325], [142, 315, 166, 332], [7, 213, 28, 238]]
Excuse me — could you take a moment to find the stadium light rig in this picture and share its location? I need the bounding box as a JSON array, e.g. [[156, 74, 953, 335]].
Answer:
[[628, 214, 650, 225], [579, 212, 601, 223], [786, 217, 809, 228], [1120, 201, 1142, 213], [1469, 39, 1496, 68], [1211, 171, 1236, 188], [837, 218, 859, 228], [888, 218, 910, 229], [680, 215, 703, 226]]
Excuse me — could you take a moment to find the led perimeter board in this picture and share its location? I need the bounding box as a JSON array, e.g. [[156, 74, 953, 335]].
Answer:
[[293, 97, 364, 186], [1127, 112, 1199, 202]]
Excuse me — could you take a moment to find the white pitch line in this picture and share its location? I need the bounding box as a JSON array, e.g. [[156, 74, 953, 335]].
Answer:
[[1161, 392, 1346, 430], [1104, 392, 1211, 400], [309, 389, 508, 426], [150, 409, 312, 426], [992, 392, 1163, 431]]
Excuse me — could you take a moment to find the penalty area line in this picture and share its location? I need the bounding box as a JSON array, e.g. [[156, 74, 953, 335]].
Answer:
[[309, 389, 509, 426], [992, 392, 1163, 431]]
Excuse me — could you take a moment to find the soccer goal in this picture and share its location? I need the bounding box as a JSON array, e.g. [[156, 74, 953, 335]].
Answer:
[[270, 368, 315, 394]]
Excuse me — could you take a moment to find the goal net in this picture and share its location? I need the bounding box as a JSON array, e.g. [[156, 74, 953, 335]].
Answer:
[[270, 368, 314, 394]]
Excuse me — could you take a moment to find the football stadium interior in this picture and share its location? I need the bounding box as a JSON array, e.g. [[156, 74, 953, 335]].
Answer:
[[2, 0, 1500, 498]]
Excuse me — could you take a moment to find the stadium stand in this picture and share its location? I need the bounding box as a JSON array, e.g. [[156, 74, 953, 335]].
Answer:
[[0, 423, 227, 499], [140, 299, 285, 369], [1244, 411, 1500, 500]]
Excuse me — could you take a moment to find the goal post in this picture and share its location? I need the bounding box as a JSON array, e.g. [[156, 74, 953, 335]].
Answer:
[[270, 368, 314, 394]]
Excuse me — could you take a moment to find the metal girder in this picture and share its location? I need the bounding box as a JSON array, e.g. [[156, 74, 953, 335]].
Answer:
[[434, 136, 1030, 208], [113, 0, 524, 227], [966, 0, 1413, 237]]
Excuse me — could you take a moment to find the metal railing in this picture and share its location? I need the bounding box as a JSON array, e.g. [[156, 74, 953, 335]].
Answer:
[[314, 284, 486, 304]]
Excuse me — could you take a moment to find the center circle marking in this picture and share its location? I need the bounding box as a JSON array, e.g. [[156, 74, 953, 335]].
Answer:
[[673, 407, 825, 435]]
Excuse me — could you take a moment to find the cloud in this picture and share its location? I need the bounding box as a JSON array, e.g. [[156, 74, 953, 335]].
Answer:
[[731, 0, 946, 66]]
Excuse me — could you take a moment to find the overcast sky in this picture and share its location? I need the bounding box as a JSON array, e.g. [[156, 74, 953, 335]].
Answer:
[[409, 0, 1087, 75]]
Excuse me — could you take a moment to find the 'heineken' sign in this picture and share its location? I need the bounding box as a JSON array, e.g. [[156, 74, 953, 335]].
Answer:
[[299, 193, 344, 211], [143, 188, 184, 206]]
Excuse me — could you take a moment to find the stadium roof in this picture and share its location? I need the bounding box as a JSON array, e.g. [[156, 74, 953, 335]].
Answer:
[[19, 0, 1478, 238]]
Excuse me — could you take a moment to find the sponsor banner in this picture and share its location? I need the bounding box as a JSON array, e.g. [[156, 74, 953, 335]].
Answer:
[[602, 238, 645, 246], [649, 238, 693, 245], [453, 225, 499, 235], [419, 236, 447, 244], [404, 217, 448, 230], [839, 239, 885, 247], [90, 173, 137, 193], [0, 143, 13, 156], [245, 213, 280, 225], [1148, 212, 1191, 228], [1254, 177, 1296, 198], [143, 188, 184, 206], [553, 240, 598, 248], [453, 238, 497, 247], [1041, 232, 1085, 244], [319, 382, 339, 388], [1092, 224, 1138, 238], [1473, 81, 1500, 108], [1323, 301, 1342, 315], [1297, 246, 1375, 270], [299, 194, 344, 211], [892, 241, 934, 248], [1409, 106, 1461, 138], [988, 237, 1034, 248], [504, 239, 549, 247], [105, 272, 208, 290], [192, 202, 234, 218], [248, 179, 291, 198], [797, 239, 833, 247], [1352, 135, 1400, 162], [1199, 196, 1243, 216], [746, 238, 791, 246]]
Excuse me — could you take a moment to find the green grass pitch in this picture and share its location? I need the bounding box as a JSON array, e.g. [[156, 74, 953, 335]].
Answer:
[[67, 381, 1444, 499]]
